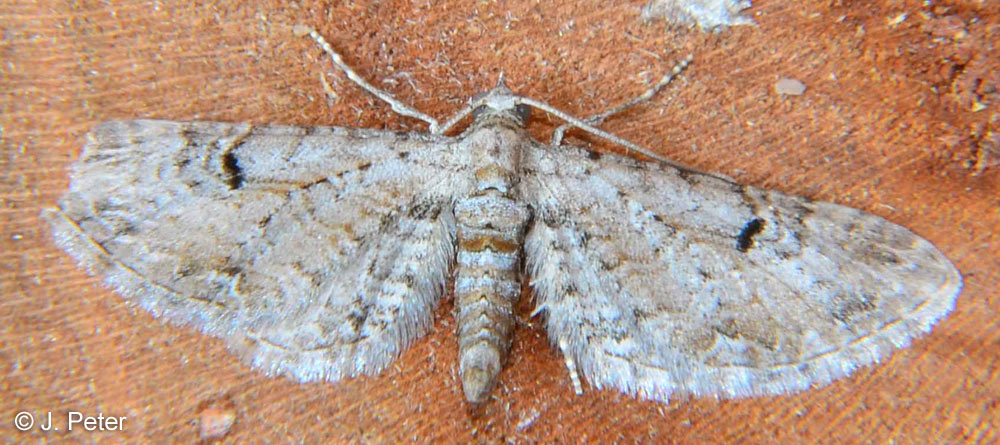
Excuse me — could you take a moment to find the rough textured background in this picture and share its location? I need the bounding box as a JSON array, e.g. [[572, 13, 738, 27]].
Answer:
[[2, 0, 998, 442]]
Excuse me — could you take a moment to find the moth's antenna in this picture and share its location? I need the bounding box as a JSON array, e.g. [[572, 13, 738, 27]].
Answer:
[[551, 54, 693, 147], [298, 25, 442, 133]]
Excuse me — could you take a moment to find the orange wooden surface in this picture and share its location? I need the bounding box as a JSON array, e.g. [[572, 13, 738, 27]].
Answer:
[[2, 0, 998, 442]]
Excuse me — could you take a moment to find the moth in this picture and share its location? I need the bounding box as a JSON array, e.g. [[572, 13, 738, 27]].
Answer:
[[43, 28, 962, 404]]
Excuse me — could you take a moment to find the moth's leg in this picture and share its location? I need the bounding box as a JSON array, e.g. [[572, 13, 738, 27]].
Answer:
[[550, 54, 692, 147], [435, 100, 480, 136], [558, 338, 584, 395], [298, 26, 442, 133], [514, 94, 707, 173]]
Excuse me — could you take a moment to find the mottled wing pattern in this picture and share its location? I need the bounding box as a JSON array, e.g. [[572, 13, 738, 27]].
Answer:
[[520, 141, 961, 401], [43, 120, 472, 382]]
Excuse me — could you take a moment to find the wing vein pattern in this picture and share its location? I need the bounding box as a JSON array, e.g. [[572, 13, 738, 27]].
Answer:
[[45, 120, 473, 381], [520, 140, 961, 401]]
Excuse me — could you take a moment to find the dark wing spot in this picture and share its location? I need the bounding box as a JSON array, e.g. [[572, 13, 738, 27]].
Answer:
[[222, 151, 244, 189], [736, 218, 766, 252]]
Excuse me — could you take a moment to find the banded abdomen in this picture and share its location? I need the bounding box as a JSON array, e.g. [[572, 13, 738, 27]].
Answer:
[[453, 124, 530, 404]]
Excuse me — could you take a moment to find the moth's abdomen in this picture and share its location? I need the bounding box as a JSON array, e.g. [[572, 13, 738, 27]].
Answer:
[[454, 182, 529, 403]]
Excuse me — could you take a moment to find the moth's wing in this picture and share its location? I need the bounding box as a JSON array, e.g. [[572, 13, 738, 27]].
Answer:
[[43, 120, 472, 382], [520, 141, 962, 401]]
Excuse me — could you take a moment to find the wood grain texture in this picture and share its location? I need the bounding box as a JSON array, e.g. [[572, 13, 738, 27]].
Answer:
[[3, 0, 997, 442]]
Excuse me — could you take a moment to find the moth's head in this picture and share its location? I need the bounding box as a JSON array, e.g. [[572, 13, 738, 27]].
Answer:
[[470, 75, 531, 125]]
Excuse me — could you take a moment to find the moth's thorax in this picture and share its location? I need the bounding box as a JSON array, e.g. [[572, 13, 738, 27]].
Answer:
[[469, 82, 532, 126], [461, 116, 530, 194]]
